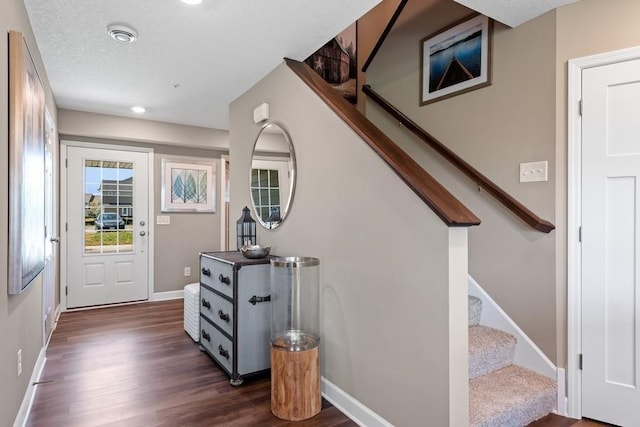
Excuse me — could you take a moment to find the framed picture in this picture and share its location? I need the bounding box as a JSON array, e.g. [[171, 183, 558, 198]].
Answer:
[[8, 31, 46, 294], [420, 14, 492, 105], [161, 159, 216, 212], [304, 22, 357, 104]]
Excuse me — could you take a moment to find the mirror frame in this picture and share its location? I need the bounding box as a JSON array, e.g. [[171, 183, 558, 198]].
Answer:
[[249, 121, 296, 230]]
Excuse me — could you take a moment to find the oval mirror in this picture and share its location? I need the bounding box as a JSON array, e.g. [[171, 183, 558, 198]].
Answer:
[[249, 122, 296, 229]]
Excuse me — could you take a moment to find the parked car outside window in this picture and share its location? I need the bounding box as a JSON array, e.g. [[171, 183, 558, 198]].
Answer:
[[95, 213, 125, 230]]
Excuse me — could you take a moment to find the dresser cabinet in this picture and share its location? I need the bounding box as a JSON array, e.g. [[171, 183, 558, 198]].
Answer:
[[199, 251, 272, 385]]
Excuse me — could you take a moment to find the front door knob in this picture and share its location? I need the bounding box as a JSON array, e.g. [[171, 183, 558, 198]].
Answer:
[[139, 231, 146, 236]]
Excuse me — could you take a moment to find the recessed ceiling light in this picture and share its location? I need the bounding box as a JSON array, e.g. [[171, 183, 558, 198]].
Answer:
[[107, 24, 138, 44], [181, 0, 202, 5], [131, 106, 146, 113]]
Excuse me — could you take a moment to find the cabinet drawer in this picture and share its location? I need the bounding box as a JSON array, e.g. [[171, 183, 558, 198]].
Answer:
[[200, 257, 233, 299], [200, 286, 234, 337], [200, 319, 233, 374]]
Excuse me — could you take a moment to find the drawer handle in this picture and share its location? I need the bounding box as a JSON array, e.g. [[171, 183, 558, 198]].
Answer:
[[218, 274, 231, 285], [218, 310, 230, 323], [248, 295, 271, 306], [201, 267, 211, 277], [201, 298, 211, 309], [218, 344, 230, 359], [201, 329, 211, 341]]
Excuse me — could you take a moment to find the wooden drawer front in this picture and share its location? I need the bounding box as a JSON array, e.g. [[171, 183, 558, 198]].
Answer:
[[200, 257, 233, 299], [200, 286, 234, 337], [200, 319, 233, 374]]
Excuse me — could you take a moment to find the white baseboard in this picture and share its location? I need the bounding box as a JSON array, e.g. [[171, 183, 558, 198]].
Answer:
[[152, 290, 184, 301], [13, 348, 47, 427], [46, 304, 62, 346], [556, 368, 567, 416], [321, 377, 393, 427], [468, 276, 556, 379]]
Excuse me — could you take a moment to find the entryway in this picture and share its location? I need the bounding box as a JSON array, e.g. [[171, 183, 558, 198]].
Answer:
[[61, 142, 153, 309], [568, 48, 640, 426]]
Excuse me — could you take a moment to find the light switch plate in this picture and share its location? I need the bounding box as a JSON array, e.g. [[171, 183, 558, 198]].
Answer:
[[520, 161, 548, 183], [156, 215, 170, 225]]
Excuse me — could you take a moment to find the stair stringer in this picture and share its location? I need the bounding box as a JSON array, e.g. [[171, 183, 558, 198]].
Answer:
[[468, 275, 564, 414]]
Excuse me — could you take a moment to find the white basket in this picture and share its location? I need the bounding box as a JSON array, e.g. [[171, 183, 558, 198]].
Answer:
[[184, 283, 200, 342]]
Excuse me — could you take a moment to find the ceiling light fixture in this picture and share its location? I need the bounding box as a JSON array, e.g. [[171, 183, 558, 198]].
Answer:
[[107, 24, 138, 44], [131, 106, 146, 113], [181, 0, 202, 5]]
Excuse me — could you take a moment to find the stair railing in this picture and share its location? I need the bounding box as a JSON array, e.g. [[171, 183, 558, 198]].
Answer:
[[361, 0, 408, 73], [285, 58, 480, 228], [362, 84, 555, 233]]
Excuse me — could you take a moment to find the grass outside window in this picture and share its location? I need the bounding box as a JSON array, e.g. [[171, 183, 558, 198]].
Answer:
[[86, 230, 133, 246]]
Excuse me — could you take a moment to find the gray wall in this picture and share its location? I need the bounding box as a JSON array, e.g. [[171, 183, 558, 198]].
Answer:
[[152, 148, 223, 292], [0, 0, 58, 425], [363, 0, 640, 369], [365, 0, 559, 362], [60, 126, 225, 295], [230, 62, 469, 426], [58, 109, 229, 150]]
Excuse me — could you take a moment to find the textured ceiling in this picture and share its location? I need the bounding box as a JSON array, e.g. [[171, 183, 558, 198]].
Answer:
[[24, 0, 381, 130], [453, 0, 579, 27]]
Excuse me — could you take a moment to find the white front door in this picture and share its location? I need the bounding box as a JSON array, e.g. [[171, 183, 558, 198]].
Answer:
[[65, 145, 150, 308], [581, 58, 640, 426]]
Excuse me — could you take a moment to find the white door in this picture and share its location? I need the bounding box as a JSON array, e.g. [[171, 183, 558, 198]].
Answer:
[[66, 145, 150, 308], [581, 59, 640, 426], [43, 110, 56, 342]]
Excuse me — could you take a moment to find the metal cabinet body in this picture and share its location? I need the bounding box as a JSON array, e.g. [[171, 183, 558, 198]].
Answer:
[[199, 251, 272, 385]]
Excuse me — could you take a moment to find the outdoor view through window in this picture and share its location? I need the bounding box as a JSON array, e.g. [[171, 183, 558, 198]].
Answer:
[[84, 160, 134, 254]]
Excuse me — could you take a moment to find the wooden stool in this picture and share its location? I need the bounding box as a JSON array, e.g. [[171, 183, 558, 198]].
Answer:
[[270, 345, 320, 421]]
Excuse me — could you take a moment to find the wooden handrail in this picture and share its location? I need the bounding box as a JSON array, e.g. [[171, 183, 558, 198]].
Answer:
[[362, 84, 555, 233], [361, 0, 408, 73], [285, 58, 480, 228]]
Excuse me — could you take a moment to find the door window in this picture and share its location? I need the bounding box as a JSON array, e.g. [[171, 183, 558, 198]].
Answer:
[[84, 160, 134, 254]]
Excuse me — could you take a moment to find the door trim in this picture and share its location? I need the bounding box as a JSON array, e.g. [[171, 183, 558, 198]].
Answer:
[[43, 108, 57, 344], [60, 140, 155, 311], [220, 154, 229, 251], [567, 45, 640, 419]]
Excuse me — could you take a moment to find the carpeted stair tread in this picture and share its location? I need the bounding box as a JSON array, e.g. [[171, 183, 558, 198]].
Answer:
[[469, 325, 517, 379], [469, 295, 482, 326], [469, 365, 556, 427]]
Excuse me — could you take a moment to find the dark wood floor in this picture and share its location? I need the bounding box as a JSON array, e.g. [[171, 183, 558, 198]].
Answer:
[[28, 299, 610, 427], [27, 299, 354, 427], [530, 414, 612, 427]]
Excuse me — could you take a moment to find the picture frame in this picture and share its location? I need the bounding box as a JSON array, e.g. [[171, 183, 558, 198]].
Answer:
[[305, 22, 357, 104], [161, 159, 216, 212], [420, 14, 492, 105], [8, 31, 46, 294]]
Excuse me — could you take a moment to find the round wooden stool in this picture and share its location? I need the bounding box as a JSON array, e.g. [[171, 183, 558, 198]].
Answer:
[[270, 344, 320, 421]]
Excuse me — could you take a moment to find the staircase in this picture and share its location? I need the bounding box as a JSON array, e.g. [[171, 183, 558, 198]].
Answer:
[[468, 295, 556, 426]]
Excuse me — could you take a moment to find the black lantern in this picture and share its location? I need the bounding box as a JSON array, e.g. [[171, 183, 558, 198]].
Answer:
[[236, 206, 257, 250]]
